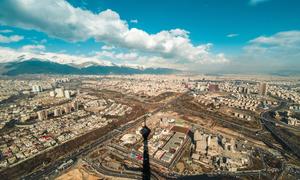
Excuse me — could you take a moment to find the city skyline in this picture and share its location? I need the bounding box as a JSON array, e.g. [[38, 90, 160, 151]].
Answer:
[[0, 0, 300, 74]]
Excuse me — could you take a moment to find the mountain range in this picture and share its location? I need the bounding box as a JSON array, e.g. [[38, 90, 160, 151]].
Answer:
[[0, 59, 179, 76]]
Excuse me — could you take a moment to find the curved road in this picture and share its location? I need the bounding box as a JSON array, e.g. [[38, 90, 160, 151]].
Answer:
[[260, 101, 300, 159]]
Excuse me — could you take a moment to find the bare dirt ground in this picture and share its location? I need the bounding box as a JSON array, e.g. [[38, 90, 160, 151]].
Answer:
[[56, 161, 132, 180], [56, 168, 99, 180]]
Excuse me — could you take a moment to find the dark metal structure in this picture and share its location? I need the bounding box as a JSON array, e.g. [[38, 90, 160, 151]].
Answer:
[[140, 118, 151, 180]]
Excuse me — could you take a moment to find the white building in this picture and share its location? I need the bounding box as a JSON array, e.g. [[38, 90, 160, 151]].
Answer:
[[32, 85, 42, 93], [55, 88, 65, 98], [64, 90, 71, 99], [49, 91, 56, 97]]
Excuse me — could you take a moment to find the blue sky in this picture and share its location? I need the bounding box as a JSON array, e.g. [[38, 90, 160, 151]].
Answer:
[[0, 0, 299, 73], [68, 0, 300, 46]]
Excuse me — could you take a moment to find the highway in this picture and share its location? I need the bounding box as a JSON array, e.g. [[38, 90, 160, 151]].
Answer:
[[90, 156, 165, 180], [175, 101, 262, 136], [261, 102, 300, 132], [22, 129, 119, 179], [172, 94, 264, 133], [86, 144, 181, 179], [88, 159, 144, 180], [260, 101, 300, 159], [175, 167, 282, 179]]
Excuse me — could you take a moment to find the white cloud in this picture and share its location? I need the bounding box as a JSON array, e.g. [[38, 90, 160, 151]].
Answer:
[[169, 29, 190, 38], [233, 30, 300, 73], [0, 34, 23, 43], [21, 44, 45, 52], [249, 0, 270, 5], [0, 0, 128, 42], [227, 33, 239, 38], [130, 19, 138, 24], [101, 45, 115, 50], [0, 0, 228, 67], [120, 28, 227, 64], [245, 30, 300, 54], [96, 50, 139, 61], [0, 29, 13, 33], [115, 52, 138, 61], [95, 50, 185, 69]]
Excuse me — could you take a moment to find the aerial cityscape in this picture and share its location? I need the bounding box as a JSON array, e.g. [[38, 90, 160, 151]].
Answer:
[[0, 0, 300, 180]]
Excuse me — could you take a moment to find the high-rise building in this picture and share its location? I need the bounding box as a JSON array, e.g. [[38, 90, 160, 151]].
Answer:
[[259, 83, 267, 96], [54, 109, 62, 117], [230, 139, 236, 152], [64, 105, 71, 114], [71, 101, 79, 111], [199, 85, 207, 92], [32, 85, 42, 93], [64, 90, 71, 99], [44, 110, 48, 119], [208, 84, 219, 92], [37, 110, 47, 121], [245, 88, 250, 94], [55, 88, 65, 98], [207, 135, 211, 146], [37, 111, 43, 120]]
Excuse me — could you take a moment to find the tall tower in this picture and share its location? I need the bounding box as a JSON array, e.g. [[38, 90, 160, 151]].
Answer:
[[140, 118, 151, 180], [259, 83, 267, 96]]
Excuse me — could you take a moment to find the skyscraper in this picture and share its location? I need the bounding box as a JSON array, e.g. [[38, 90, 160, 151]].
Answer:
[[259, 83, 267, 96]]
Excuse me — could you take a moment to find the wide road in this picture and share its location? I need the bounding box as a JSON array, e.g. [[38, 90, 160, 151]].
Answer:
[[261, 101, 300, 132], [260, 101, 300, 159], [176, 101, 263, 133]]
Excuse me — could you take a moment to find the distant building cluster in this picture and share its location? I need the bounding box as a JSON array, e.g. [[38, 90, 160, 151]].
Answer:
[[49, 88, 75, 99], [269, 85, 300, 104], [82, 75, 187, 97], [0, 79, 52, 102], [83, 98, 132, 116], [36, 101, 79, 121], [195, 93, 261, 112]]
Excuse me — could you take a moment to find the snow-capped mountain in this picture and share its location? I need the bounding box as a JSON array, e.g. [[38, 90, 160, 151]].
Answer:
[[0, 59, 179, 76]]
